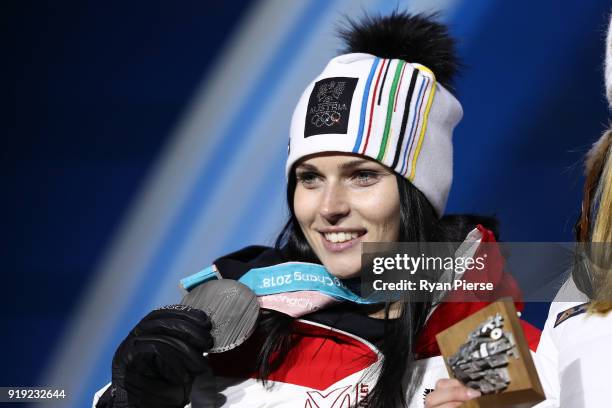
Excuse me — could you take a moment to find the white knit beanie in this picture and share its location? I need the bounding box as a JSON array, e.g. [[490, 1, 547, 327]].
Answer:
[[286, 52, 463, 216]]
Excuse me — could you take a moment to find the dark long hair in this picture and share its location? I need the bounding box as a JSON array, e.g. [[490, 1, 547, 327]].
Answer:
[[253, 170, 498, 407]]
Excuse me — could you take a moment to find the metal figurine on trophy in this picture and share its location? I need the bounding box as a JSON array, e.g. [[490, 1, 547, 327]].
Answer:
[[436, 300, 545, 408]]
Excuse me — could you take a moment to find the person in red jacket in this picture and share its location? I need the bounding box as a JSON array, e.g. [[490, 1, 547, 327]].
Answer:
[[94, 12, 543, 408]]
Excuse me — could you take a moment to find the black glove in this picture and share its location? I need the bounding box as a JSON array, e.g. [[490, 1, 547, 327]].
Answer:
[[96, 305, 213, 408]]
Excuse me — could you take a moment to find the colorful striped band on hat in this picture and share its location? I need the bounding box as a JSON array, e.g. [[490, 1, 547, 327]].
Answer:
[[287, 53, 463, 216]]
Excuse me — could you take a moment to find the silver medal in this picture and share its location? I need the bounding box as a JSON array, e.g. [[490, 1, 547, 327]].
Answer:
[[181, 279, 259, 353]]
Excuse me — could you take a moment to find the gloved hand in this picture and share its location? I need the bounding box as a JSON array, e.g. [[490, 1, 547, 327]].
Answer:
[[96, 305, 213, 408]]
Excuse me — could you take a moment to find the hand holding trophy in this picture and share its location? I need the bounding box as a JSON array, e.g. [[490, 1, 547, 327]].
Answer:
[[435, 300, 545, 408]]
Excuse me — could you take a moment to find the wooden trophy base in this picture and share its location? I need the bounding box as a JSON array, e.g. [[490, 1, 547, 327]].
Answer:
[[436, 300, 545, 408]]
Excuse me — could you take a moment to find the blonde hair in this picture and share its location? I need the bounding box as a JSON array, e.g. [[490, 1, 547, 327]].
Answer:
[[580, 129, 612, 314]]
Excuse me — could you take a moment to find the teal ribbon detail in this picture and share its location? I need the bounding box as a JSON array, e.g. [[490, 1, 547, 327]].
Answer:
[[180, 262, 378, 304], [180, 265, 218, 290]]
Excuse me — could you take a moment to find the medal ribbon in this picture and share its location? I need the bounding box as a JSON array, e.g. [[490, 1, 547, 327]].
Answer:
[[180, 262, 378, 317]]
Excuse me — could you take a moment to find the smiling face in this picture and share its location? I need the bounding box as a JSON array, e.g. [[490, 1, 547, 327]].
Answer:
[[293, 153, 401, 279]]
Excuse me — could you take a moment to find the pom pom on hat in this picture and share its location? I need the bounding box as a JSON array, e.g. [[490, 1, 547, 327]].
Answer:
[[338, 11, 460, 91]]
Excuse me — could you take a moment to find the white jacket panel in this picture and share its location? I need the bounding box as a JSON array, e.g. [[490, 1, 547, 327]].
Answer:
[[537, 297, 612, 408]]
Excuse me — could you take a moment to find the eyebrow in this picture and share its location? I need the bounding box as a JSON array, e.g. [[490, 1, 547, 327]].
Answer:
[[338, 159, 372, 170], [295, 159, 373, 172]]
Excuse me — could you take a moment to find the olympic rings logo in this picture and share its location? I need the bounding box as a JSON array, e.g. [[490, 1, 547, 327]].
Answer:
[[311, 111, 341, 127]]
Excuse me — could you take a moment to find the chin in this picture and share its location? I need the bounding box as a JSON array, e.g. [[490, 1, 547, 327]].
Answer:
[[324, 260, 361, 279]]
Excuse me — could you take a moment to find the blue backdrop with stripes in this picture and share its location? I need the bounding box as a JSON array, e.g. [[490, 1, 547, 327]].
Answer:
[[3, 1, 611, 406]]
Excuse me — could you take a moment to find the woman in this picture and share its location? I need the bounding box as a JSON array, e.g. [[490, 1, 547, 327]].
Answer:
[[94, 12, 540, 408], [535, 15, 612, 408]]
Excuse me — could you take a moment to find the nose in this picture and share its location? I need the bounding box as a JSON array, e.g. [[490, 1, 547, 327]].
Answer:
[[319, 182, 350, 225]]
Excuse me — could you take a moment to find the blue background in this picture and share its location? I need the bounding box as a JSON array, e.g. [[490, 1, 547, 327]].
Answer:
[[3, 1, 611, 406]]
